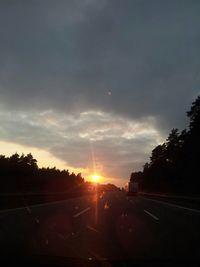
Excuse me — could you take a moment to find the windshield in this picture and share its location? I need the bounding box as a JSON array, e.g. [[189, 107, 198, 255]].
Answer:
[[0, 0, 200, 266]]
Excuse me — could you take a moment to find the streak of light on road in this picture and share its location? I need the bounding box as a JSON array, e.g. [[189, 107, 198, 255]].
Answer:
[[88, 249, 109, 265], [73, 207, 91, 218], [87, 225, 99, 233]]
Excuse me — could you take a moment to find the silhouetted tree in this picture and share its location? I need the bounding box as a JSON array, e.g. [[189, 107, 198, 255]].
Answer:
[[187, 96, 200, 132], [130, 96, 200, 195], [0, 153, 85, 193], [150, 144, 167, 164]]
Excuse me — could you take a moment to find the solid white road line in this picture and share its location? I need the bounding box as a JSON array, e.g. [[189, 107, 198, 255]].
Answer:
[[144, 209, 159, 221], [142, 197, 200, 214], [73, 207, 91, 218]]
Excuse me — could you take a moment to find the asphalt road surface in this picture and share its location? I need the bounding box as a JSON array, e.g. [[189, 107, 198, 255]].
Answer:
[[0, 191, 200, 264]]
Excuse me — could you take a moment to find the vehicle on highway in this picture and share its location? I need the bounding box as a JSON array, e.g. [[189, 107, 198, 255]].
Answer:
[[127, 181, 139, 196]]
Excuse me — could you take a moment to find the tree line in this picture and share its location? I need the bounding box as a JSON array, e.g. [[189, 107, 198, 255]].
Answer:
[[0, 153, 84, 193], [130, 96, 200, 195]]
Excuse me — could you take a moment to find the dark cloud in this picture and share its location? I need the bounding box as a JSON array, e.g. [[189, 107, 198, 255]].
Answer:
[[0, 0, 199, 128], [0, 110, 162, 181]]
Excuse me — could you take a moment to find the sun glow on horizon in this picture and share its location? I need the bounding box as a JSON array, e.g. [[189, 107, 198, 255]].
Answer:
[[88, 173, 102, 183], [0, 141, 85, 174]]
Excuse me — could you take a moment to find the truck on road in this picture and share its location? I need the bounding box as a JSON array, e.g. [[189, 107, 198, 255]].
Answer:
[[127, 181, 139, 196]]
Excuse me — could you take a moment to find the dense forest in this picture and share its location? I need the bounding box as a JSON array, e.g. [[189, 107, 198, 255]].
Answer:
[[0, 153, 84, 193], [130, 96, 200, 195], [0, 153, 120, 208]]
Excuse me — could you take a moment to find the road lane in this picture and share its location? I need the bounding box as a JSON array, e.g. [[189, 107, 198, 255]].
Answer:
[[141, 196, 200, 213], [129, 195, 200, 259], [0, 191, 199, 263], [0, 195, 93, 258]]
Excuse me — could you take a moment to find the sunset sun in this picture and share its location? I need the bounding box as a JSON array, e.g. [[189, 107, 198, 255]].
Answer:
[[90, 174, 102, 183]]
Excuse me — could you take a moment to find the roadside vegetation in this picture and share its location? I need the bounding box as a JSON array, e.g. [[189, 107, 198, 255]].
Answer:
[[130, 96, 200, 195], [0, 152, 119, 209], [0, 153, 84, 193]]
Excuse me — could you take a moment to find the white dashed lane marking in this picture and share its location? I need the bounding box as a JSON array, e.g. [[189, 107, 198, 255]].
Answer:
[[87, 225, 99, 233], [142, 197, 200, 214], [144, 209, 159, 221], [73, 207, 91, 218]]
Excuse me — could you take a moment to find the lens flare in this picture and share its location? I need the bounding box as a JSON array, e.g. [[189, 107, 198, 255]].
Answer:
[[90, 174, 101, 183]]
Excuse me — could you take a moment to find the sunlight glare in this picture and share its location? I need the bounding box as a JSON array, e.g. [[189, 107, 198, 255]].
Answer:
[[90, 174, 101, 183]]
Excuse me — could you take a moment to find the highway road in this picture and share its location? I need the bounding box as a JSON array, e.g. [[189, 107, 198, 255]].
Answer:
[[0, 191, 200, 264]]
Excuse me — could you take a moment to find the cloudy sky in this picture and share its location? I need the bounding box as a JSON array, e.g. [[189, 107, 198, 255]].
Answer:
[[0, 0, 200, 186]]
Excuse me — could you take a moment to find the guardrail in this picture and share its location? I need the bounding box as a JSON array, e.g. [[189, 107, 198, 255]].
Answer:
[[0, 191, 94, 210], [139, 192, 200, 200], [139, 192, 200, 209]]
